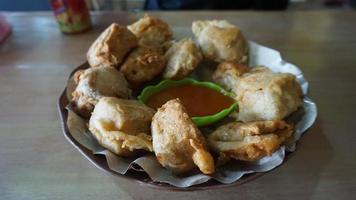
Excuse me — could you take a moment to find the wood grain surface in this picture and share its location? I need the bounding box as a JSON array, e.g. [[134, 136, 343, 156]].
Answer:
[[0, 11, 355, 200]]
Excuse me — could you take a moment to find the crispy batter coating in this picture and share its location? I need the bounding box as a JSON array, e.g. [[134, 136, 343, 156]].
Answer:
[[71, 67, 131, 118], [161, 40, 176, 52], [192, 20, 248, 63], [89, 97, 155, 156], [151, 99, 215, 174], [163, 38, 203, 80], [87, 23, 137, 68], [213, 66, 303, 122], [212, 61, 249, 89], [128, 14, 172, 48], [120, 46, 166, 85], [208, 120, 293, 162]]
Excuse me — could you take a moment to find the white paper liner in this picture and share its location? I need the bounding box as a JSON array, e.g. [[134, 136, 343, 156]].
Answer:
[[65, 42, 317, 188]]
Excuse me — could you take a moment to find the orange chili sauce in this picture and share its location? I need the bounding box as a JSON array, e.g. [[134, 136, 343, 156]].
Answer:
[[145, 84, 235, 117]]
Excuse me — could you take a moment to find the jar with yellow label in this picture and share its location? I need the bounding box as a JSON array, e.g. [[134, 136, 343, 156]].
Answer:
[[51, 0, 91, 34]]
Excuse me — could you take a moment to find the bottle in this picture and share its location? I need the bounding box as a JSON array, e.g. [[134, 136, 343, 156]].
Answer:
[[50, 0, 91, 34]]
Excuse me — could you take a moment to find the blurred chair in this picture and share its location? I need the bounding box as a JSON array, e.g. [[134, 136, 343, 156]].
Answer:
[[144, 0, 290, 10], [0, 0, 51, 11]]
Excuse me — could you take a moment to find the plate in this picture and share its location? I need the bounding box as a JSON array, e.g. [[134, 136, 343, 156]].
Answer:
[[58, 42, 317, 190]]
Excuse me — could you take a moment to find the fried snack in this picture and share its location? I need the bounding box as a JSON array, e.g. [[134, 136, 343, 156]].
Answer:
[[192, 20, 248, 63], [213, 66, 303, 122], [89, 97, 155, 156], [151, 99, 215, 174], [208, 120, 293, 162], [87, 23, 137, 68], [71, 67, 131, 118], [120, 46, 166, 85], [161, 40, 176, 52], [163, 38, 203, 79], [128, 14, 172, 48], [212, 61, 249, 89]]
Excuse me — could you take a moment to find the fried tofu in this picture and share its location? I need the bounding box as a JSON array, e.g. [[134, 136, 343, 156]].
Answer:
[[151, 99, 215, 174], [128, 14, 172, 48], [71, 67, 131, 118], [89, 97, 155, 156], [212, 61, 249, 89], [120, 46, 166, 85], [192, 20, 248, 63], [207, 120, 293, 162], [213, 66, 303, 122], [87, 23, 138, 68], [163, 38, 203, 80]]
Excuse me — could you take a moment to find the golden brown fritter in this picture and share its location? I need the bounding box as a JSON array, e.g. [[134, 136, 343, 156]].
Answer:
[[127, 14, 172, 48], [212, 61, 249, 89], [163, 38, 203, 80], [87, 23, 137, 68], [89, 97, 155, 156], [236, 67, 303, 122], [213, 66, 303, 122], [208, 120, 293, 162], [71, 67, 131, 118], [120, 46, 166, 85], [192, 20, 248, 63], [151, 99, 215, 174]]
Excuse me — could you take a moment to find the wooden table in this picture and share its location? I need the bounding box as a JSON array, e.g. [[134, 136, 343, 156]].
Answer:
[[0, 11, 355, 200]]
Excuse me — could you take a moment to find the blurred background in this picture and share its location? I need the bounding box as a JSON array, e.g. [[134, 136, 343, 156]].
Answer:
[[0, 0, 354, 11]]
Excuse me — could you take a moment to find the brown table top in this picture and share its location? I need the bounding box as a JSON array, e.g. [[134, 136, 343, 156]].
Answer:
[[0, 11, 355, 200]]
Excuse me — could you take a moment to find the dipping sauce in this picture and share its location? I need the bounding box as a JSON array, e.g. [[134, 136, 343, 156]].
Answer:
[[146, 84, 235, 117]]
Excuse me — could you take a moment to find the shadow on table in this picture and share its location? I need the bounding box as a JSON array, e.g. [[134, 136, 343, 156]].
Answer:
[[278, 118, 333, 198], [108, 119, 332, 200]]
